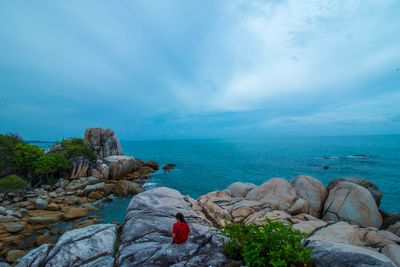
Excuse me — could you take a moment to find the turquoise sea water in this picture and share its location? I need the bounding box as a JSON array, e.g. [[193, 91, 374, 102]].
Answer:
[[32, 135, 400, 222]]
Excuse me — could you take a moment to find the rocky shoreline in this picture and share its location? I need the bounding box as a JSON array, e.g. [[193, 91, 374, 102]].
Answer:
[[4, 175, 399, 266], [0, 128, 169, 264], [1, 128, 399, 266]]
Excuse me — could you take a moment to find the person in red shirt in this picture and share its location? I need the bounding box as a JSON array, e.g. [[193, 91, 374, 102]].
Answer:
[[172, 213, 190, 244]]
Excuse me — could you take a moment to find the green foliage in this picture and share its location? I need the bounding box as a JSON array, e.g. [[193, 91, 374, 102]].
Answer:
[[0, 134, 95, 187], [56, 138, 96, 161], [0, 175, 28, 192], [34, 154, 69, 176], [11, 143, 44, 177], [220, 218, 312, 267], [0, 133, 24, 177], [46, 176, 56, 185]]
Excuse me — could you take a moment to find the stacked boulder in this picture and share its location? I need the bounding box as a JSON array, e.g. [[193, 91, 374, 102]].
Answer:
[[69, 128, 160, 182], [15, 188, 234, 267], [197, 176, 400, 266], [84, 128, 123, 159], [12, 176, 400, 266], [0, 128, 161, 264]]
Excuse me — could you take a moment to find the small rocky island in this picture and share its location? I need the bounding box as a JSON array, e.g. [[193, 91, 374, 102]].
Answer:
[[1, 129, 399, 266]]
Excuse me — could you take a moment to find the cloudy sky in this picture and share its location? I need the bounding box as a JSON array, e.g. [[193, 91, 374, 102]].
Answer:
[[0, 0, 399, 140]]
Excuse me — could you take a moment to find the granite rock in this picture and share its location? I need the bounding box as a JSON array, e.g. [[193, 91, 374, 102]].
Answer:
[[322, 181, 382, 228], [117, 187, 233, 267], [307, 240, 395, 267]]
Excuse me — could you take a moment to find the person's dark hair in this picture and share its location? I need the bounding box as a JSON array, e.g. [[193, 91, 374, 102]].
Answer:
[[176, 213, 186, 223]]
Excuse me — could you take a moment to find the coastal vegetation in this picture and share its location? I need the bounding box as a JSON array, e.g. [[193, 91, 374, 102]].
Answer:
[[220, 218, 312, 267], [0, 175, 28, 192], [0, 133, 95, 188]]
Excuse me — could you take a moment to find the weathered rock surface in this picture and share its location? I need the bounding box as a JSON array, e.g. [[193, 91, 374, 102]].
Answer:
[[322, 181, 382, 228], [84, 128, 123, 159], [0, 206, 6, 215], [290, 175, 327, 217], [70, 159, 90, 179], [6, 250, 26, 264], [80, 182, 106, 196], [112, 180, 143, 197], [163, 163, 176, 171], [90, 160, 110, 179], [382, 244, 400, 266], [16, 224, 118, 267], [63, 207, 88, 220], [117, 187, 233, 266], [104, 156, 135, 179], [388, 221, 400, 237], [226, 182, 256, 198], [28, 216, 57, 225], [382, 214, 400, 230], [35, 198, 48, 210], [142, 160, 159, 170], [5, 223, 24, 233], [306, 240, 395, 266], [308, 221, 400, 250], [246, 178, 298, 211], [327, 177, 383, 206]]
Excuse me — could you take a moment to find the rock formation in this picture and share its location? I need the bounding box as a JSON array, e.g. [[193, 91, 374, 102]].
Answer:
[[103, 156, 136, 179], [5, 175, 400, 266], [291, 175, 327, 218], [14, 188, 233, 267], [307, 240, 395, 266], [327, 177, 383, 206], [84, 128, 123, 159], [15, 224, 117, 267], [116, 187, 233, 266], [322, 181, 382, 228]]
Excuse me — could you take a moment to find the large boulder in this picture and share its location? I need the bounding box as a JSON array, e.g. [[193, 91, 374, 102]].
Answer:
[[382, 244, 400, 266], [35, 198, 48, 210], [6, 250, 26, 264], [382, 214, 400, 230], [117, 187, 233, 266], [90, 160, 110, 179], [388, 222, 400, 237], [84, 128, 123, 159], [290, 175, 327, 218], [322, 181, 382, 228], [306, 240, 395, 267], [245, 178, 298, 211], [112, 180, 143, 197], [63, 207, 88, 220], [226, 182, 256, 198], [16, 224, 118, 267], [70, 159, 90, 179], [80, 182, 106, 196], [327, 177, 382, 207], [103, 156, 136, 179]]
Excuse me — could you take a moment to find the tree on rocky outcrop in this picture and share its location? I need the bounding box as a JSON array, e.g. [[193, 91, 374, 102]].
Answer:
[[0, 133, 24, 178]]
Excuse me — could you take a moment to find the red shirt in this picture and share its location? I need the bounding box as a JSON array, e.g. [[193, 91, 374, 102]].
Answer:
[[173, 221, 190, 244]]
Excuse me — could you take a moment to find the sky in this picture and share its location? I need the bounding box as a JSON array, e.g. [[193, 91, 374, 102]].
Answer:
[[0, 0, 399, 141]]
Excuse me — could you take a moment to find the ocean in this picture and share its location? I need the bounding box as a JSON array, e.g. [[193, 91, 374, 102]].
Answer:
[[32, 135, 400, 223]]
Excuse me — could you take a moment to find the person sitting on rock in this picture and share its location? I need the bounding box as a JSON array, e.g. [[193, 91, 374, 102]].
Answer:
[[172, 212, 190, 244]]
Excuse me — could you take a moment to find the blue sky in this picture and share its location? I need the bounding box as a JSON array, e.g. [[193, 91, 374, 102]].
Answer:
[[0, 0, 399, 140]]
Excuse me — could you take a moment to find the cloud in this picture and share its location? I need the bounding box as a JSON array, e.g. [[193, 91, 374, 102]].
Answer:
[[0, 0, 399, 139]]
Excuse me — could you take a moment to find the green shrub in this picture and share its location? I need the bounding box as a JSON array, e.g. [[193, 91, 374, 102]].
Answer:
[[0, 175, 28, 192], [11, 143, 44, 177], [56, 138, 96, 161], [0, 133, 24, 177], [220, 218, 312, 267], [34, 153, 69, 177]]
